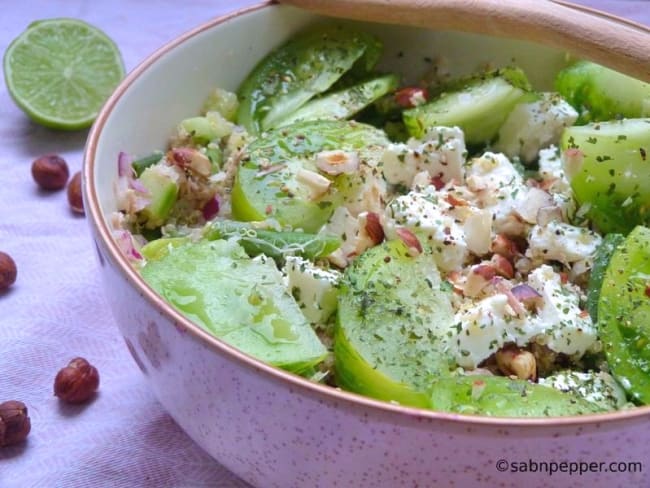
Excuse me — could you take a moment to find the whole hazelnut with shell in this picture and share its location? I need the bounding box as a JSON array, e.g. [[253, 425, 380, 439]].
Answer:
[[67, 171, 84, 215], [0, 252, 17, 292], [31, 154, 69, 191], [54, 357, 99, 403], [0, 400, 31, 447]]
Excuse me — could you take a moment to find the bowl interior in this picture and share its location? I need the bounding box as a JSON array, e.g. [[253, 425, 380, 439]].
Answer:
[[93, 3, 571, 217]]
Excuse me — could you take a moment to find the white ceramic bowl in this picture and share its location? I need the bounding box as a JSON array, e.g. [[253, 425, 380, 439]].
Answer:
[[84, 3, 650, 486]]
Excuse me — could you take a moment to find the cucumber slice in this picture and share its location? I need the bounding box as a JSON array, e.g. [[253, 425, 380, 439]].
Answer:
[[137, 166, 179, 229], [556, 60, 650, 123], [586, 233, 624, 321], [140, 237, 188, 261], [232, 119, 389, 233], [179, 111, 233, 145], [403, 67, 533, 144], [598, 225, 650, 404], [236, 24, 382, 134], [273, 74, 399, 128], [429, 375, 605, 417], [335, 240, 455, 407], [202, 86, 239, 121], [561, 118, 650, 234], [141, 239, 327, 374]]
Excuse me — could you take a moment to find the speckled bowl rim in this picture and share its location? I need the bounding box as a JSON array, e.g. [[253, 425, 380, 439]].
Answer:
[[83, 0, 650, 428]]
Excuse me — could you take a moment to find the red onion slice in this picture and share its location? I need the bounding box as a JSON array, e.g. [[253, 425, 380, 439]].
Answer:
[[492, 277, 527, 316], [510, 284, 543, 309], [202, 197, 220, 221], [115, 230, 143, 261], [118, 151, 133, 177]]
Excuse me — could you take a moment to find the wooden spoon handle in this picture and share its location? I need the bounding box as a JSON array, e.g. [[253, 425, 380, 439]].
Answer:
[[278, 0, 650, 82]]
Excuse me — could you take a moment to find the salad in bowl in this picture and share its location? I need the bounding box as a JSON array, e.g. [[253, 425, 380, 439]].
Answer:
[[108, 23, 650, 417]]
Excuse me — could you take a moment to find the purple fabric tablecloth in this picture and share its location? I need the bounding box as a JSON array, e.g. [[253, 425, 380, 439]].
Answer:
[[1, 1, 647, 486]]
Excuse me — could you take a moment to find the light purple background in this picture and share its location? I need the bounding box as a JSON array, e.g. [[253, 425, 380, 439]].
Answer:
[[1, 1, 648, 486]]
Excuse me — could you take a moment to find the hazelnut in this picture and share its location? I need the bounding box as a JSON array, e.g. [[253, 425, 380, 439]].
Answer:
[[168, 147, 211, 177], [496, 345, 537, 381], [31, 154, 69, 191], [54, 357, 99, 403], [395, 227, 422, 256], [67, 171, 84, 215], [363, 212, 385, 244], [0, 400, 31, 447], [0, 252, 17, 292]]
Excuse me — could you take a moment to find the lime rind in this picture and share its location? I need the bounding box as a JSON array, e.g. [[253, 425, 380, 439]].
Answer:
[[3, 18, 125, 130]]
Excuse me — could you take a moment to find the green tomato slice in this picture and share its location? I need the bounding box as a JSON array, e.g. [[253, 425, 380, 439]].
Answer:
[[555, 60, 650, 123], [273, 73, 399, 128], [403, 67, 533, 144], [232, 119, 389, 233], [141, 239, 327, 374], [586, 233, 624, 321], [598, 225, 650, 404], [562, 118, 650, 234], [429, 375, 605, 417], [236, 24, 382, 134], [335, 240, 455, 408]]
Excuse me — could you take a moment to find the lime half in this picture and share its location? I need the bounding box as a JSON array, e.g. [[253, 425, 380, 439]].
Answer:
[[3, 18, 125, 130]]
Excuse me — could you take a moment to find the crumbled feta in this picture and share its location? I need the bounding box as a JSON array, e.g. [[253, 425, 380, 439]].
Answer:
[[385, 189, 471, 271], [539, 370, 628, 410], [340, 164, 387, 217], [495, 92, 579, 163], [466, 152, 522, 195], [284, 256, 341, 324], [526, 265, 597, 357], [537, 145, 577, 221], [452, 293, 529, 369], [527, 221, 602, 265], [411, 170, 433, 191], [538, 145, 571, 193], [463, 207, 493, 256], [320, 206, 359, 268], [451, 264, 597, 368], [512, 187, 554, 224], [465, 152, 529, 236], [380, 126, 466, 187]]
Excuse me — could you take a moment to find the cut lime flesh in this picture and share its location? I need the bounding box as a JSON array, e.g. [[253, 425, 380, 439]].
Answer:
[[3, 18, 125, 130]]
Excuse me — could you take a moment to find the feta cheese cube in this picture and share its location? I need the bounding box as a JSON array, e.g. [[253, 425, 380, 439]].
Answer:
[[538, 145, 571, 193], [380, 126, 466, 187], [466, 152, 529, 236], [452, 293, 529, 369], [451, 264, 597, 368], [284, 256, 341, 324], [527, 221, 602, 265], [526, 265, 597, 357], [495, 92, 579, 163], [320, 206, 359, 268], [340, 164, 387, 217], [385, 190, 468, 272]]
